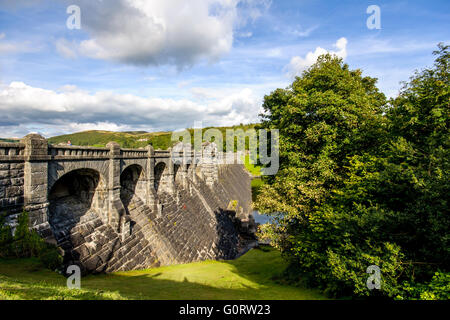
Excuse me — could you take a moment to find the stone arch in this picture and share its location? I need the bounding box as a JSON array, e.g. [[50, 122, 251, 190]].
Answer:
[[48, 168, 108, 266], [121, 158, 148, 177], [154, 162, 167, 193], [195, 164, 203, 180], [49, 168, 107, 214], [174, 163, 181, 183], [48, 160, 109, 193], [120, 164, 146, 210]]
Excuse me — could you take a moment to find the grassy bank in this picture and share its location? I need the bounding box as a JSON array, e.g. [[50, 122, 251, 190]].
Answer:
[[0, 247, 325, 300], [241, 154, 264, 202]]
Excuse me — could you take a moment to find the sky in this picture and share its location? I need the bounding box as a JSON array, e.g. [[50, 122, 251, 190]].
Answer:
[[0, 0, 448, 138]]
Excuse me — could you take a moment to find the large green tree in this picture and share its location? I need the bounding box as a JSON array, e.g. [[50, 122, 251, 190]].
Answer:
[[256, 46, 449, 299], [257, 54, 387, 217]]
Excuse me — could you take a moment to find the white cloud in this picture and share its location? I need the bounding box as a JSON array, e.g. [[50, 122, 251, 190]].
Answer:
[[287, 37, 348, 77], [0, 81, 261, 137], [238, 31, 253, 38], [0, 33, 21, 54], [0, 32, 39, 55], [347, 38, 442, 56], [290, 26, 318, 38], [55, 38, 77, 59], [60, 0, 269, 68], [266, 48, 282, 58]]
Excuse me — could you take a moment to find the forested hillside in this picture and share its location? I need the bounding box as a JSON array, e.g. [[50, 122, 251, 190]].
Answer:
[[48, 124, 257, 150]]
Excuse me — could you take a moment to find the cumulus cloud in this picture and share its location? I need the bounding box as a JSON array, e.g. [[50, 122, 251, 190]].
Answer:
[[287, 37, 348, 77], [60, 0, 269, 68], [0, 82, 261, 137]]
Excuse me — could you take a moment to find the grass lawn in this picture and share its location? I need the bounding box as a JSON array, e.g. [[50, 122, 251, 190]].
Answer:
[[241, 154, 265, 201], [242, 154, 262, 177], [0, 247, 326, 300]]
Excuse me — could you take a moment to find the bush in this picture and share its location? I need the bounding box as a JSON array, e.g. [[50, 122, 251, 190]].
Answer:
[[0, 211, 62, 271], [38, 245, 63, 270], [398, 272, 450, 300]]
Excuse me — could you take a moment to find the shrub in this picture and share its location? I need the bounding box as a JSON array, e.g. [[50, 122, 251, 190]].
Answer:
[[398, 272, 450, 300], [0, 211, 62, 271]]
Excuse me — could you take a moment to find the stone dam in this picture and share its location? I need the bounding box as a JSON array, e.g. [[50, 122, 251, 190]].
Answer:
[[0, 134, 257, 273]]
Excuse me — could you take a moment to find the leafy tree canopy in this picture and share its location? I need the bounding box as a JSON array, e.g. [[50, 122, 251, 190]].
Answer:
[[256, 45, 449, 299]]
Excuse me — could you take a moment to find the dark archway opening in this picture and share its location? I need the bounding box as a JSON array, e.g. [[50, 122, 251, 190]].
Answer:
[[48, 169, 106, 267], [174, 164, 181, 183], [120, 164, 144, 213], [154, 162, 166, 193]]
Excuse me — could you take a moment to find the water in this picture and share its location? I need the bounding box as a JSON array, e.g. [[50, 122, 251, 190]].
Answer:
[[252, 210, 273, 225]]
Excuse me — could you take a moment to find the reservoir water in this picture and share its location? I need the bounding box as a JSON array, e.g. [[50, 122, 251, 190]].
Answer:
[[252, 210, 273, 225]]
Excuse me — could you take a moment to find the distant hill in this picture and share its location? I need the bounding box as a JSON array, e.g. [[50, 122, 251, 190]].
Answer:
[[48, 124, 259, 150], [121, 131, 149, 135], [0, 138, 19, 143]]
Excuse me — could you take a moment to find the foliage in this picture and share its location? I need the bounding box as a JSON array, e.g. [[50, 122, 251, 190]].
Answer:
[[256, 45, 449, 299], [0, 211, 62, 270], [251, 178, 264, 202], [0, 138, 19, 143], [398, 272, 450, 300]]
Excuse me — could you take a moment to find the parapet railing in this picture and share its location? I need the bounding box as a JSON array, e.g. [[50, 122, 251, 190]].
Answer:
[[121, 148, 148, 159], [154, 150, 170, 158], [47, 145, 177, 160], [0, 141, 181, 161], [0, 142, 25, 161], [0, 140, 239, 163], [48, 145, 172, 160], [49, 145, 110, 159]]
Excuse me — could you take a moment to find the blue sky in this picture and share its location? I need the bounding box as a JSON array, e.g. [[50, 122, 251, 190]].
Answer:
[[0, 0, 448, 137]]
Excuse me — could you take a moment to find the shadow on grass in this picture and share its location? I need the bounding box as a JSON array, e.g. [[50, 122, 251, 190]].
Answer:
[[0, 248, 326, 300]]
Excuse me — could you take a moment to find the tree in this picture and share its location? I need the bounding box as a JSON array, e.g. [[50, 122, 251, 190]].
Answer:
[[256, 46, 449, 298]]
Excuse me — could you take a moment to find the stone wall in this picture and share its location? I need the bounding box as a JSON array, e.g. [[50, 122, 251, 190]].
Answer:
[[0, 136, 256, 273], [0, 162, 25, 217], [47, 163, 255, 273], [0, 142, 26, 229]]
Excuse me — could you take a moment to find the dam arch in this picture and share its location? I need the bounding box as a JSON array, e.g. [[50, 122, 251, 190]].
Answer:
[[120, 164, 146, 211], [48, 168, 108, 266]]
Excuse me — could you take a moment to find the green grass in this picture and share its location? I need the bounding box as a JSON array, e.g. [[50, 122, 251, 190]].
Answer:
[[242, 154, 262, 177], [0, 247, 325, 300], [240, 154, 264, 201]]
